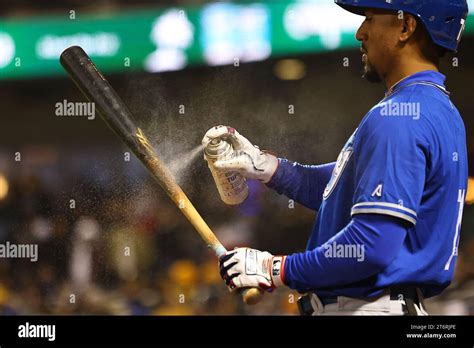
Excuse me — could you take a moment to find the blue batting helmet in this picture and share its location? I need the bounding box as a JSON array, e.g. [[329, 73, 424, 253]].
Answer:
[[335, 0, 468, 51]]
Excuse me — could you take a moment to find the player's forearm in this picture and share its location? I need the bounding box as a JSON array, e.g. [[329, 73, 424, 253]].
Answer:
[[282, 214, 408, 291], [266, 159, 335, 211]]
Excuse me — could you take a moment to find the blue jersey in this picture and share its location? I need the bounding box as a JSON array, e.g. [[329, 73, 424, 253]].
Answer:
[[268, 70, 468, 299]]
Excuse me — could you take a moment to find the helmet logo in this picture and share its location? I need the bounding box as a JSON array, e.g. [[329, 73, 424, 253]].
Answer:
[[457, 18, 466, 43]]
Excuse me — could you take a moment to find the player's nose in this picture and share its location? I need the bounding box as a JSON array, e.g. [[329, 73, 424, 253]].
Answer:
[[356, 18, 368, 43]]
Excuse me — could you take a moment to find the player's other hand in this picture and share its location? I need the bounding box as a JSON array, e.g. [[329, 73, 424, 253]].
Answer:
[[201, 125, 279, 183], [219, 247, 286, 292]]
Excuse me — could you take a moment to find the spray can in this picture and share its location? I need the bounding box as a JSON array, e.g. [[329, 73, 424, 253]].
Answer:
[[204, 138, 249, 205]]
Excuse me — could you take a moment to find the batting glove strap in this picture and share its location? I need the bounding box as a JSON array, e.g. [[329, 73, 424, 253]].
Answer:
[[270, 256, 287, 288]]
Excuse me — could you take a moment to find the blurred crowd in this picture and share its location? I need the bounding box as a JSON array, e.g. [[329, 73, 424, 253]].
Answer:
[[0, 148, 473, 315]]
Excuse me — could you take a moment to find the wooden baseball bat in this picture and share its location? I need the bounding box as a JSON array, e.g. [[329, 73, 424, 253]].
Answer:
[[59, 46, 264, 305]]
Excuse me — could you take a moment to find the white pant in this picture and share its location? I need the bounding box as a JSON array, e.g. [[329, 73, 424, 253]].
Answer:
[[311, 290, 428, 316]]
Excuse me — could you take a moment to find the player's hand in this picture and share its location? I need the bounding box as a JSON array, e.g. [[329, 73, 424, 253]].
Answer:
[[219, 247, 286, 292], [202, 125, 279, 183]]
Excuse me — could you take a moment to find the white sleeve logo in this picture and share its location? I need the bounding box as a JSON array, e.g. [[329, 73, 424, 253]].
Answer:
[[371, 184, 383, 197]]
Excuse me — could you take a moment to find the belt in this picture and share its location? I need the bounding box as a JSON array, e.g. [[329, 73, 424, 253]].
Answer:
[[390, 286, 420, 315], [320, 297, 337, 306], [297, 286, 422, 316]]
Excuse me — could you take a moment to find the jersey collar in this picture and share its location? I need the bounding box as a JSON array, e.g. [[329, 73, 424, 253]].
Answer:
[[385, 70, 447, 98]]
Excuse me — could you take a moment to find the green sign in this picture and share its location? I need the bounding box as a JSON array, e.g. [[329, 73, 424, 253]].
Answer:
[[0, 1, 473, 80]]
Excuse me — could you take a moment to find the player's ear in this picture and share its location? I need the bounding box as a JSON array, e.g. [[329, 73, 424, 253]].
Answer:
[[399, 12, 418, 43]]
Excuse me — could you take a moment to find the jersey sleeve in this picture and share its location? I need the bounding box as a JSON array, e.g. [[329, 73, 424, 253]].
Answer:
[[283, 214, 408, 291], [266, 159, 335, 211], [350, 107, 428, 225]]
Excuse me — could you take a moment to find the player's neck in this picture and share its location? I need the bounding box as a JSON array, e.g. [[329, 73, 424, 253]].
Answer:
[[385, 60, 439, 91]]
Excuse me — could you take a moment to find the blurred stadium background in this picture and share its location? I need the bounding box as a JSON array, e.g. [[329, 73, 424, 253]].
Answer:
[[0, 0, 473, 315]]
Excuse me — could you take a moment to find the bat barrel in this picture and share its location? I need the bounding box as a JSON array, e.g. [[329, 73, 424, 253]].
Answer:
[[60, 46, 137, 147]]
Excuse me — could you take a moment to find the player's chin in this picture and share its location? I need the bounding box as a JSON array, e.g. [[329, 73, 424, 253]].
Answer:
[[362, 64, 382, 83]]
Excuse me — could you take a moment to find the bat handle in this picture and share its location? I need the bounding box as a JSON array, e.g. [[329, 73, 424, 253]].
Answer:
[[242, 287, 265, 305], [214, 245, 264, 305]]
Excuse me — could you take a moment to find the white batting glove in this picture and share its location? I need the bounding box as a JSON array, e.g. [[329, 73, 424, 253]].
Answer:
[[202, 125, 279, 183], [219, 247, 286, 292]]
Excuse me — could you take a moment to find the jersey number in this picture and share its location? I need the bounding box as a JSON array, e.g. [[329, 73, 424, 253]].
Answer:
[[444, 189, 465, 271]]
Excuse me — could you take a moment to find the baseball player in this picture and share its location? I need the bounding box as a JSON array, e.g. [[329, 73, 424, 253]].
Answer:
[[203, 0, 469, 315]]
